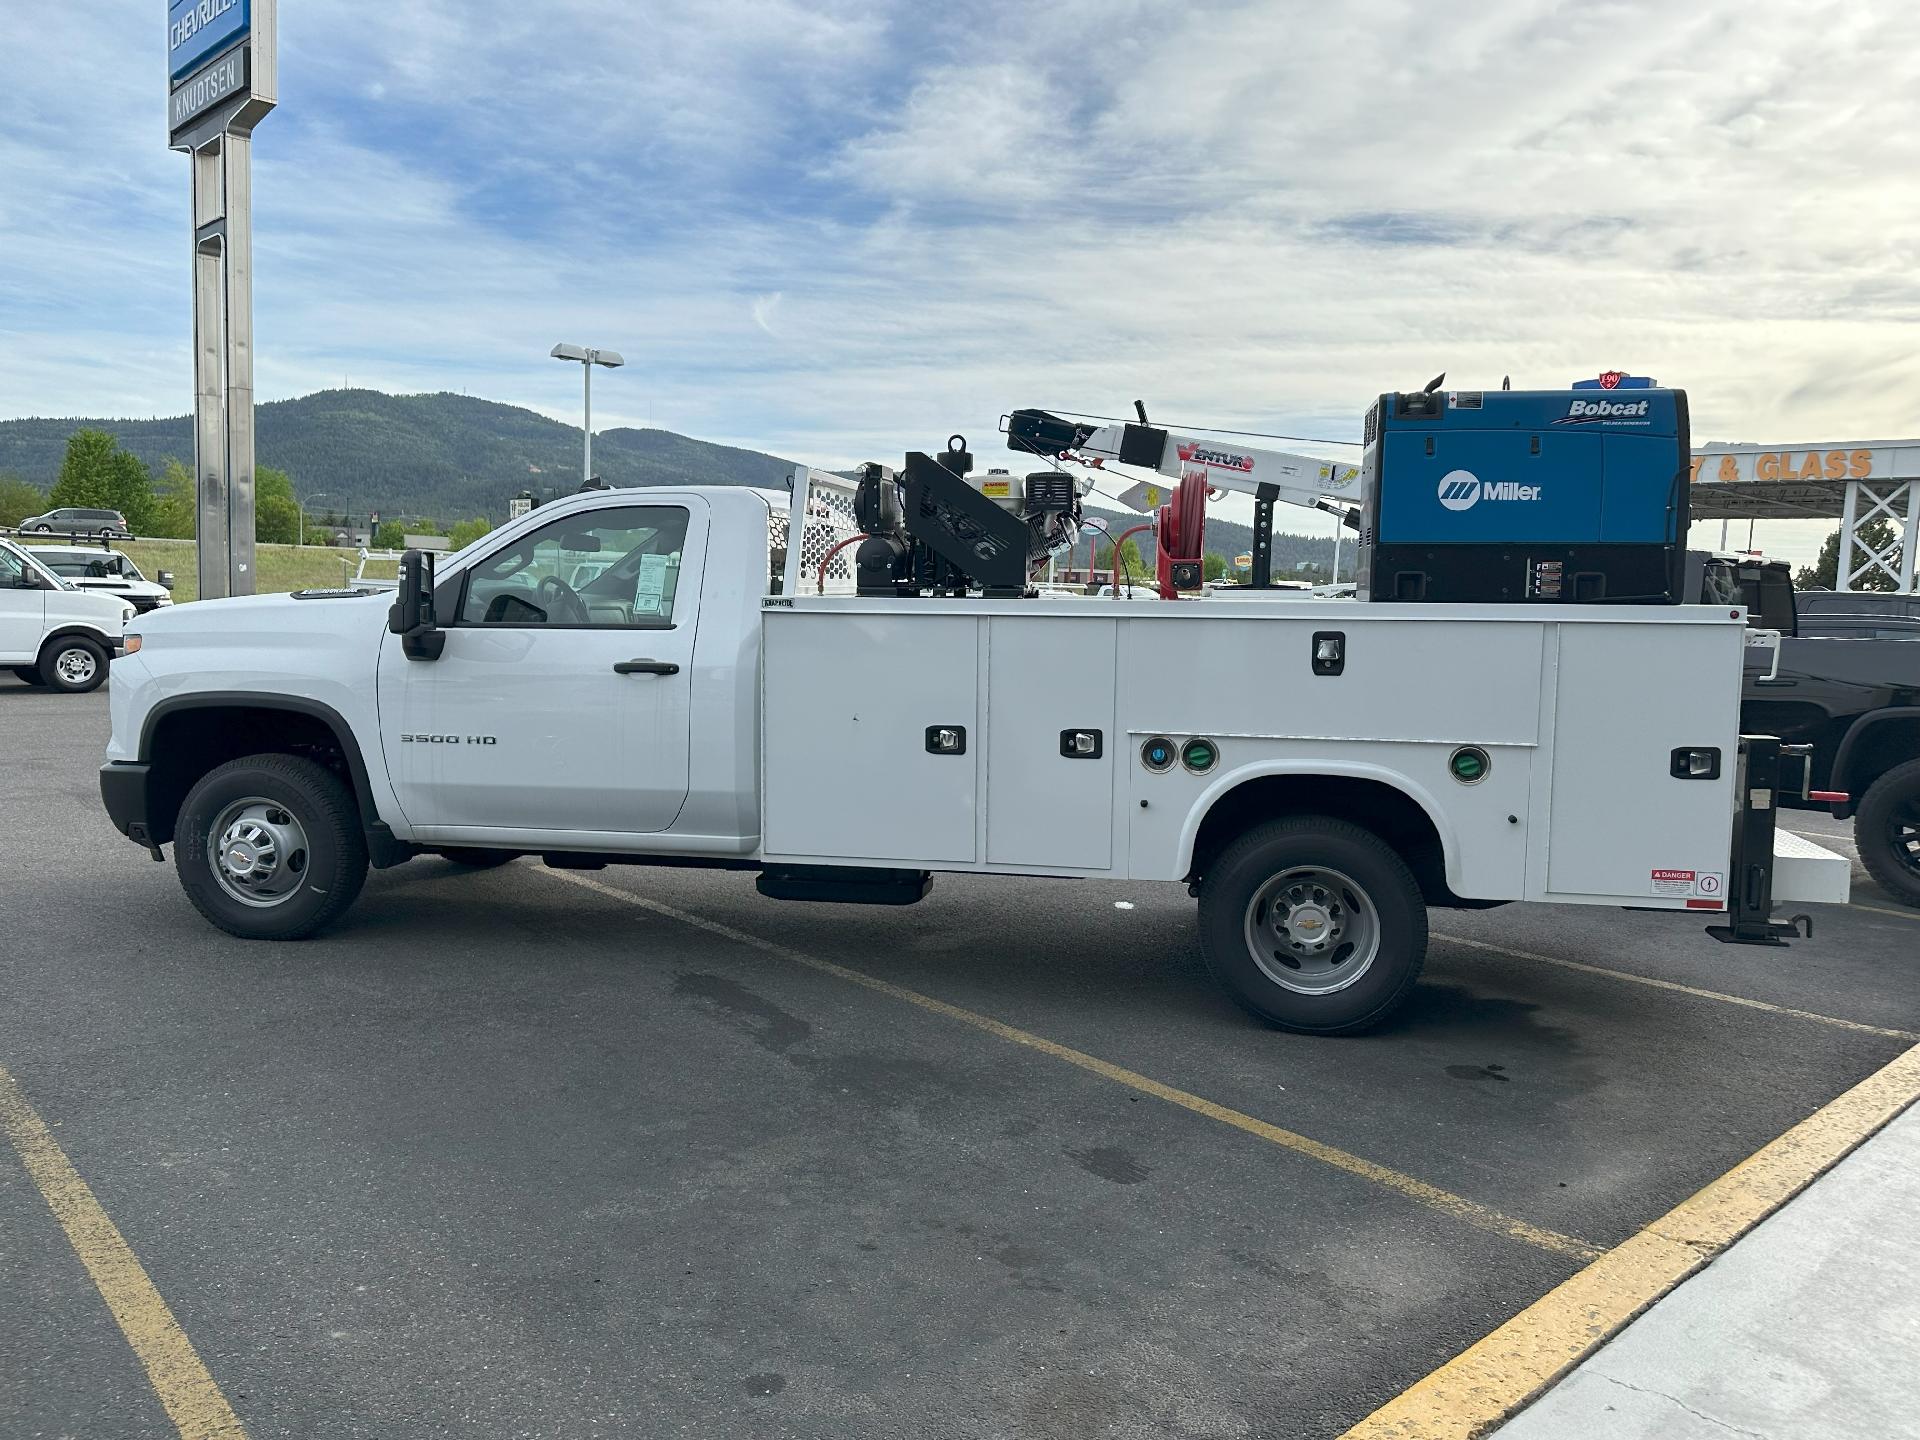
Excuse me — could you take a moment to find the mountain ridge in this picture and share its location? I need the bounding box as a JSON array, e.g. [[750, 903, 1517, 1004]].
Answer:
[[0, 387, 1340, 571]]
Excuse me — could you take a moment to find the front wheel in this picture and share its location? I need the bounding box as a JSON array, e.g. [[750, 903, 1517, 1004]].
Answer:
[[1855, 758, 1920, 907], [175, 754, 369, 939], [9, 666, 44, 686], [40, 636, 108, 693], [1198, 816, 1428, 1034]]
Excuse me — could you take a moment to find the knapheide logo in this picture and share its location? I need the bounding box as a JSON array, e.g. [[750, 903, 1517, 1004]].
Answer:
[[1437, 471, 1480, 511]]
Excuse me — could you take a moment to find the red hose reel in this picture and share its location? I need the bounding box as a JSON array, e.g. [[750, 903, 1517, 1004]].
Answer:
[[1156, 473, 1208, 599]]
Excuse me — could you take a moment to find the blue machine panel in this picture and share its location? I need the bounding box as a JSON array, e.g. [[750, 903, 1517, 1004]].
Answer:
[[1358, 387, 1690, 604]]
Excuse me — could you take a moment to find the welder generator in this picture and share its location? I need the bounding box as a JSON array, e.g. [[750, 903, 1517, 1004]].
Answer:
[[1354, 387, 1692, 604]]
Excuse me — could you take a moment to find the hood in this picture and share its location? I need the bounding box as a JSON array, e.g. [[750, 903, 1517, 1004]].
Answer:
[[136, 587, 393, 635]]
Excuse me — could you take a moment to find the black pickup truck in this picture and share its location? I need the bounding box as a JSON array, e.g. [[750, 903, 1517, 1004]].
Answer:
[[1702, 556, 1920, 905]]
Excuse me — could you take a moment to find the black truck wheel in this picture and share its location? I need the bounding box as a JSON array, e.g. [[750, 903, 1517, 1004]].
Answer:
[[175, 754, 369, 940], [1198, 816, 1428, 1034], [1855, 758, 1920, 907], [39, 636, 108, 693], [10, 666, 44, 686]]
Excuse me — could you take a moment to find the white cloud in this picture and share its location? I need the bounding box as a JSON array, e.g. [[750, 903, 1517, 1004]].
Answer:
[[2, 0, 1916, 566]]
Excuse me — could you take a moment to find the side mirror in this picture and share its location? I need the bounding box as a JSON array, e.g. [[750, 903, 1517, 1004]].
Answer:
[[157, 570, 175, 590], [387, 549, 446, 661]]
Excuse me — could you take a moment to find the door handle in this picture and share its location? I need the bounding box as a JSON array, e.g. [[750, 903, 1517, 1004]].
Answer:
[[613, 659, 679, 675]]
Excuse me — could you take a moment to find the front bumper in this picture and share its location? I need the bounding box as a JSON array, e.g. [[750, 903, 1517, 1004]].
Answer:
[[100, 761, 151, 844]]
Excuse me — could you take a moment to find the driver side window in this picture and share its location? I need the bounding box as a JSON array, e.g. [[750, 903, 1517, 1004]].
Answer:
[[458, 506, 690, 628]]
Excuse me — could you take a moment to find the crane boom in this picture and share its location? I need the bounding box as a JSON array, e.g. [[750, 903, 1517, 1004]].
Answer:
[[1003, 408, 1363, 512]]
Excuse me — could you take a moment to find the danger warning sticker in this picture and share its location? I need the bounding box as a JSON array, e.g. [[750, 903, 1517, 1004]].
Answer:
[[1651, 869, 1724, 899]]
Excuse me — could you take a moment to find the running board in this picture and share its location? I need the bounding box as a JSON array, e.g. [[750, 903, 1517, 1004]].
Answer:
[[756, 865, 932, 905]]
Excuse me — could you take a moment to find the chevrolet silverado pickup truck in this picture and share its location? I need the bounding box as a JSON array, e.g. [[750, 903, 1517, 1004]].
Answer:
[[98, 466, 1848, 1034]]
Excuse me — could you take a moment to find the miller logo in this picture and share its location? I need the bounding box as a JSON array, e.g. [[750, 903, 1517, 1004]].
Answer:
[[1437, 470, 1543, 512], [1437, 471, 1480, 512]]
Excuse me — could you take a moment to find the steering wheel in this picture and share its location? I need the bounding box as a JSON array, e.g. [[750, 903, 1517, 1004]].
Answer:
[[536, 574, 591, 625]]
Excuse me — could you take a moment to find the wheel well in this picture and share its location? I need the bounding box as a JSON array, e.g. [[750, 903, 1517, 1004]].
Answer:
[[1842, 715, 1920, 796], [38, 626, 113, 660], [142, 704, 369, 846], [1188, 774, 1459, 906]]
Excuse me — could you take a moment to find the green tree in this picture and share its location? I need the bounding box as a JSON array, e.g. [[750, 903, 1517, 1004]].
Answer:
[[48, 428, 156, 533], [255, 466, 301, 545], [374, 520, 406, 550], [0, 475, 44, 528], [1795, 520, 1900, 592], [1202, 552, 1230, 582], [447, 516, 492, 549], [148, 459, 197, 539], [1095, 537, 1146, 581]]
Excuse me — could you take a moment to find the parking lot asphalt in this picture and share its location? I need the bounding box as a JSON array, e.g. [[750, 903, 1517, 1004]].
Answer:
[[2, 674, 1916, 1439]]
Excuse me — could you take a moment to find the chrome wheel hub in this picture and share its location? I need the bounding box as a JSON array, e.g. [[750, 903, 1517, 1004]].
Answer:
[[1243, 866, 1381, 996], [55, 648, 96, 685], [208, 798, 310, 908]]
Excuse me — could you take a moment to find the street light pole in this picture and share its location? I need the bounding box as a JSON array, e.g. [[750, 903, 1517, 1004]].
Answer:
[[551, 343, 625, 488], [300, 491, 335, 548]]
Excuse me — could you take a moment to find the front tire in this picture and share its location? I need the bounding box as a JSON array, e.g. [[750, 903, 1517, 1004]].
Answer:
[[39, 636, 108, 693], [1198, 816, 1428, 1034], [175, 754, 369, 939], [9, 666, 44, 686], [1855, 758, 1920, 907]]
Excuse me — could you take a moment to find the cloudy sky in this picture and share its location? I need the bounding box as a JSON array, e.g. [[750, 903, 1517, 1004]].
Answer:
[[5, 0, 1918, 561]]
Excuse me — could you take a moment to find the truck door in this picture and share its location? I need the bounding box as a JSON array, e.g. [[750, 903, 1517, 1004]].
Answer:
[[379, 501, 706, 836], [0, 545, 48, 663]]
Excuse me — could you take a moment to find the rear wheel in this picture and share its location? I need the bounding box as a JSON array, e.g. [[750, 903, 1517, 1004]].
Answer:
[[1198, 816, 1428, 1034], [39, 636, 108, 694], [9, 666, 44, 686], [175, 754, 369, 939], [1855, 758, 1920, 907], [434, 847, 519, 869]]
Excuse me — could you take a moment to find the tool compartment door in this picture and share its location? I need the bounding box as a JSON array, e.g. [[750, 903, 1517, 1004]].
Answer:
[[1544, 620, 1741, 900], [986, 616, 1118, 870], [762, 611, 981, 863]]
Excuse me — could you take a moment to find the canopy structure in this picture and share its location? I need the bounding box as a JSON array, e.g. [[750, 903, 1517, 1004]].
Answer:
[[1689, 439, 1920, 591]]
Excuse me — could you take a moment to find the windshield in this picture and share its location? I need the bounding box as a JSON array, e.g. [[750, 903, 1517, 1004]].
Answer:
[[38, 551, 141, 582], [0, 540, 73, 590]]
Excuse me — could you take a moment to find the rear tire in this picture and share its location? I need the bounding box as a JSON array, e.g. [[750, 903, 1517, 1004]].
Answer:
[[1198, 816, 1428, 1034], [9, 666, 44, 686], [175, 753, 369, 940], [1855, 758, 1920, 908], [434, 847, 519, 869], [39, 636, 108, 694]]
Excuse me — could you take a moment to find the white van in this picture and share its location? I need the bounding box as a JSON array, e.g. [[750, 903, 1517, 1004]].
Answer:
[[0, 537, 135, 693]]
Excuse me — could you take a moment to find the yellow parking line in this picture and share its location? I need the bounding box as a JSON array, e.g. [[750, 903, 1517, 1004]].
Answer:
[[1340, 1042, 1920, 1439], [544, 869, 1601, 1262], [1433, 932, 1919, 1042], [1848, 900, 1920, 924], [0, 1063, 248, 1440]]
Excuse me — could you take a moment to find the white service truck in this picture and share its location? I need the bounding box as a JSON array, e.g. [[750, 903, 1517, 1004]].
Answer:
[[100, 445, 1848, 1033]]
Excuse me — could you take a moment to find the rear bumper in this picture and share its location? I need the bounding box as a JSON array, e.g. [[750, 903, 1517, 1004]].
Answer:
[[99, 761, 150, 842]]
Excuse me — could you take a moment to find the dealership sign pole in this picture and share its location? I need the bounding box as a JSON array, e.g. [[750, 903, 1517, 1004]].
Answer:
[[168, 0, 275, 598]]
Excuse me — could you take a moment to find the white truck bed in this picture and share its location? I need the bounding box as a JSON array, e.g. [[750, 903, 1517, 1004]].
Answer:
[[761, 596, 1760, 909]]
